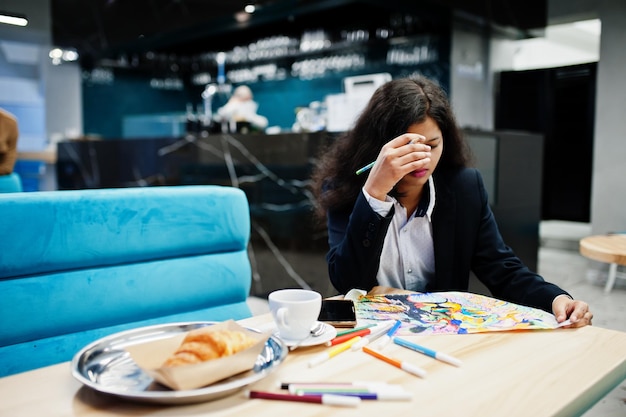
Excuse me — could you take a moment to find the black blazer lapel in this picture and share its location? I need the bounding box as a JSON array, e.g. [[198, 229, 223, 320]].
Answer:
[[431, 174, 457, 290]]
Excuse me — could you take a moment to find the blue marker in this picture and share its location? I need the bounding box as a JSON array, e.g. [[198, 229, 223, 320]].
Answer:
[[393, 337, 462, 367], [373, 320, 402, 349]]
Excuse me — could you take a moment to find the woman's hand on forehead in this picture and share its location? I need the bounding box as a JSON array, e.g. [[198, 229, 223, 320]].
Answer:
[[389, 133, 426, 146]]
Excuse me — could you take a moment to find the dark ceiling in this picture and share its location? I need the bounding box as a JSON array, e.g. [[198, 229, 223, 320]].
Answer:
[[50, 0, 547, 69]]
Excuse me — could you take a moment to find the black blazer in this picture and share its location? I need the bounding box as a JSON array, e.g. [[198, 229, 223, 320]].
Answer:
[[325, 167, 569, 313]]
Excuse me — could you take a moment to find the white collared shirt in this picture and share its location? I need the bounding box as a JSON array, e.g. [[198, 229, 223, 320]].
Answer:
[[362, 176, 436, 291]]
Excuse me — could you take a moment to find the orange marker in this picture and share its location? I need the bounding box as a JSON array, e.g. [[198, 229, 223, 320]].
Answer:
[[362, 346, 427, 378]]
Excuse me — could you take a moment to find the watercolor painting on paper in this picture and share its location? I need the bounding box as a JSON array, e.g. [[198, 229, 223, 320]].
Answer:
[[355, 292, 563, 335]]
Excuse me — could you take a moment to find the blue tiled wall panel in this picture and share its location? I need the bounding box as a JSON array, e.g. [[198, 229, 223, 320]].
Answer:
[[13, 160, 45, 192]]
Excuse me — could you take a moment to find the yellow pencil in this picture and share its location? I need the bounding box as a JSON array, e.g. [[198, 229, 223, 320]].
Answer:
[[308, 336, 362, 367]]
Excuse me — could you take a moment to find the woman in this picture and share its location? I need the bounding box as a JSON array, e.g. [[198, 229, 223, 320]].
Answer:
[[311, 76, 592, 328]]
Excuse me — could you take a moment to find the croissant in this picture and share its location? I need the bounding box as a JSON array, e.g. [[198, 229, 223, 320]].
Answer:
[[163, 328, 257, 367]]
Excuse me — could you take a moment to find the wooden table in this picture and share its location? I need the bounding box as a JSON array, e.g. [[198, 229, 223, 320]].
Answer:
[[17, 150, 57, 164], [1, 313, 625, 417], [580, 234, 626, 293]]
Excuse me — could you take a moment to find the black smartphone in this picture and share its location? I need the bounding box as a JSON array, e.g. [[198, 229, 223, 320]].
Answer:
[[318, 299, 357, 328]]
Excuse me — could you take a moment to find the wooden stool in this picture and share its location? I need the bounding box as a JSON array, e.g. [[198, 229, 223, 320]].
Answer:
[[579, 234, 626, 293]]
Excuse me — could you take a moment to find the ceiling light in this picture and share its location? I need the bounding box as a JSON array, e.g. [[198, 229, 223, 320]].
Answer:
[[244, 4, 256, 14], [49, 48, 63, 59], [0, 11, 28, 27], [49, 47, 80, 65], [62, 50, 79, 62]]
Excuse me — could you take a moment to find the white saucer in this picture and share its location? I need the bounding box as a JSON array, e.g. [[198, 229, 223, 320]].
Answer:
[[279, 322, 337, 347]]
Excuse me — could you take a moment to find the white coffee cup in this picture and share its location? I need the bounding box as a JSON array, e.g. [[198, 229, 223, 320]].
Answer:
[[268, 289, 322, 340]]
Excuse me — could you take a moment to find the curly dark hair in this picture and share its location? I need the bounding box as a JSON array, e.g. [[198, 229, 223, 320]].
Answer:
[[310, 75, 472, 220]]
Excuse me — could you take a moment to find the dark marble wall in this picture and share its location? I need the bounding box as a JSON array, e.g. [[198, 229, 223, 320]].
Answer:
[[57, 132, 333, 250], [56, 130, 542, 272]]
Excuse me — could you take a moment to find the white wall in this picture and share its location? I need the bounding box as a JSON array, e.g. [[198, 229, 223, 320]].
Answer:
[[0, 0, 51, 151], [45, 60, 83, 146], [0, 0, 49, 44], [544, 0, 626, 233], [0, 0, 82, 152], [450, 23, 493, 130], [591, 1, 626, 233], [453, 0, 626, 234]]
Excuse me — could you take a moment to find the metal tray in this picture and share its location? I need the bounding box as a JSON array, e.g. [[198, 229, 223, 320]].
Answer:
[[71, 321, 287, 405]]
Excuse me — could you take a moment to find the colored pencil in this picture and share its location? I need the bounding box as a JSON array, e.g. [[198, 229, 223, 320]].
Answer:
[[355, 161, 375, 175], [356, 139, 417, 175]]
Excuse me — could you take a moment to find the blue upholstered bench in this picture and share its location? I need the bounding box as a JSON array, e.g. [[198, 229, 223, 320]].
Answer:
[[0, 185, 253, 376], [0, 172, 22, 193]]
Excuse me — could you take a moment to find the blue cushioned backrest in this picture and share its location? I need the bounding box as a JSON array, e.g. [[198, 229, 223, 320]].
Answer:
[[0, 172, 22, 193], [0, 251, 251, 347], [0, 185, 253, 363], [0, 185, 250, 279]]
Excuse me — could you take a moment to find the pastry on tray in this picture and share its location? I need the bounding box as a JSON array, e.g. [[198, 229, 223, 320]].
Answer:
[[126, 320, 270, 390], [163, 328, 258, 367]]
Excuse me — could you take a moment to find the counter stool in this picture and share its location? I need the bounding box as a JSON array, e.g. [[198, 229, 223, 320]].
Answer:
[[579, 234, 626, 293]]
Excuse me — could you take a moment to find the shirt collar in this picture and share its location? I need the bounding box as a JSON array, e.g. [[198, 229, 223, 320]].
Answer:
[[388, 175, 436, 220], [418, 176, 436, 220]]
